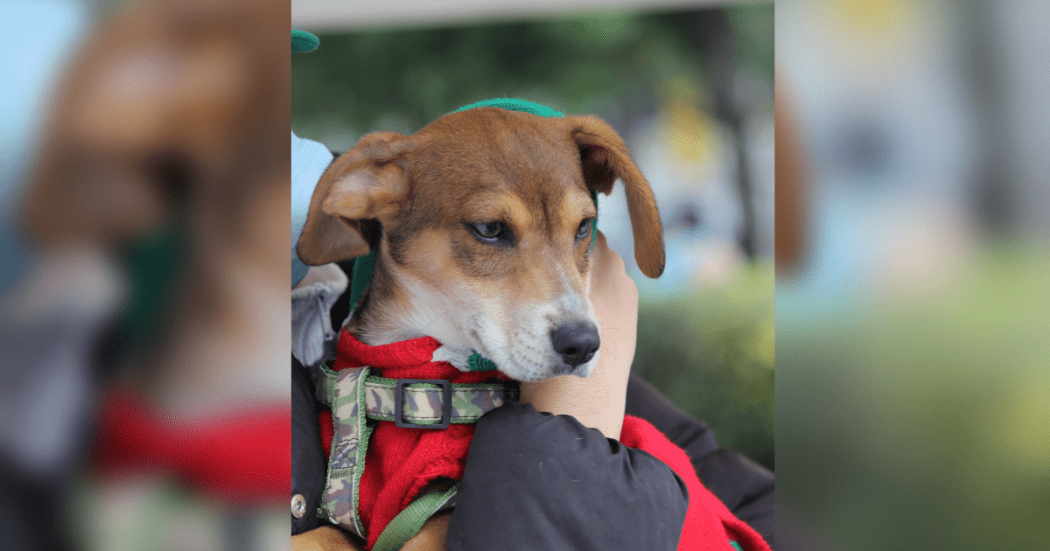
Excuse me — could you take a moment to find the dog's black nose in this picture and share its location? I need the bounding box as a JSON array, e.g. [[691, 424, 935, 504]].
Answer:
[[550, 321, 600, 368]]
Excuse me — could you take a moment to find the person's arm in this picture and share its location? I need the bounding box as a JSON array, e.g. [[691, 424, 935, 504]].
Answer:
[[517, 230, 635, 439], [292, 525, 362, 551], [447, 232, 689, 550], [291, 356, 327, 536], [446, 401, 689, 551], [520, 230, 775, 545]]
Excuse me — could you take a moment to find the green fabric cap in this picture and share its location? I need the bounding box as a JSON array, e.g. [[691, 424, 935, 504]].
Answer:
[[455, 98, 564, 118], [292, 29, 319, 53]]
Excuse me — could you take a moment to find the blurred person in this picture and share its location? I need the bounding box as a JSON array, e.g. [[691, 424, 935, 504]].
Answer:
[[0, 3, 94, 550], [5, 0, 290, 549], [777, 0, 981, 293]]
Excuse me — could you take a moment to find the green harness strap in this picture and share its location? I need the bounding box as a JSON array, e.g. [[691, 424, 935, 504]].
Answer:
[[372, 484, 460, 551]]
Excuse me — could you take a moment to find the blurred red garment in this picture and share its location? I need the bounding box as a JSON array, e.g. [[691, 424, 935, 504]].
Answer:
[[93, 387, 290, 504]]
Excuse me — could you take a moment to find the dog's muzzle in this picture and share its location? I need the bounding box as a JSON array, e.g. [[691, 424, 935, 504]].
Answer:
[[550, 321, 600, 374]]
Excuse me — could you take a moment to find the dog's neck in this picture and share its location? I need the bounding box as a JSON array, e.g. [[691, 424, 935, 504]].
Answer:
[[343, 274, 400, 346], [343, 247, 474, 369]]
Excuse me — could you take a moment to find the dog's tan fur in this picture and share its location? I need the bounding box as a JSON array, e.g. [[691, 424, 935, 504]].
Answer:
[[18, 0, 290, 407], [22, 0, 288, 249], [298, 107, 663, 382]]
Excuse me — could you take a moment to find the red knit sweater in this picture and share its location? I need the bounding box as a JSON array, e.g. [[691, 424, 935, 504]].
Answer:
[[321, 331, 770, 551], [619, 414, 771, 551], [94, 388, 291, 505], [324, 331, 511, 549]]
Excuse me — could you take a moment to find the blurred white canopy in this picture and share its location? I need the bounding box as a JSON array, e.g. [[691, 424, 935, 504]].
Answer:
[[292, 0, 762, 31]]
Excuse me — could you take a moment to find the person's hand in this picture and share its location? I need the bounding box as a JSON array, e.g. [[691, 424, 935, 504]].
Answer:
[[447, 402, 689, 551], [519, 230, 638, 439], [291, 525, 361, 551]]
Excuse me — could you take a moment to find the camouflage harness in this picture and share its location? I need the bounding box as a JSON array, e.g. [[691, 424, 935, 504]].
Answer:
[[315, 362, 517, 550]]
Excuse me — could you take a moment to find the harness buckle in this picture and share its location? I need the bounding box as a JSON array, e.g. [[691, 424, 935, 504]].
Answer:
[[394, 379, 452, 429]]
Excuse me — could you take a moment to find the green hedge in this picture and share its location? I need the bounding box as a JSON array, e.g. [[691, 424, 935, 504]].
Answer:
[[632, 265, 774, 471]]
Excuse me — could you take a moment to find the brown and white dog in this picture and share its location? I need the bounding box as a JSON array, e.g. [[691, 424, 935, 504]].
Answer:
[[297, 107, 665, 382]]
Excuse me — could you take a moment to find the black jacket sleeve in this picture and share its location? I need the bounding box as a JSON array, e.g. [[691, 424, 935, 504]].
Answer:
[[447, 401, 689, 551], [291, 356, 327, 536], [625, 373, 775, 548]]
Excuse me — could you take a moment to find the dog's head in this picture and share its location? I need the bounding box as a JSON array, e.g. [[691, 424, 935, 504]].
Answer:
[[21, 0, 288, 250], [297, 107, 663, 381]]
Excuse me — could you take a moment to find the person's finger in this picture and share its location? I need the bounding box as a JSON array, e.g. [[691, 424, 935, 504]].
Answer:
[[589, 231, 638, 324], [589, 231, 631, 301], [594, 228, 609, 252], [591, 230, 626, 280]]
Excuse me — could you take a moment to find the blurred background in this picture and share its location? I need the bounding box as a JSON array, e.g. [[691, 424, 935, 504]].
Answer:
[[293, 1, 775, 471], [1, 0, 289, 549], [777, 0, 1050, 549]]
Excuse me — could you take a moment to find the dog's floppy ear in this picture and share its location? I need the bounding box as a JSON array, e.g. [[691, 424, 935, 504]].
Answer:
[[564, 115, 665, 278], [296, 132, 411, 265]]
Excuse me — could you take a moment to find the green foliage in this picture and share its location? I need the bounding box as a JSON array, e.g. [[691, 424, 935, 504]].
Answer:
[[633, 265, 775, 471], [292, 8, 773, 138], [776, 247, 1050, 550], [725, 4, 774, 79]]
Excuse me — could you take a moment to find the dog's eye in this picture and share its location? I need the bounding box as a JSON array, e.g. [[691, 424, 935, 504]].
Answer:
[[468, 221, 506, 242], [576, 218, 594, 240]]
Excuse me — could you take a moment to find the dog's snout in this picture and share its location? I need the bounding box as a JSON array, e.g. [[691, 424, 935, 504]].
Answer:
[[550, 321, 600, 369]]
